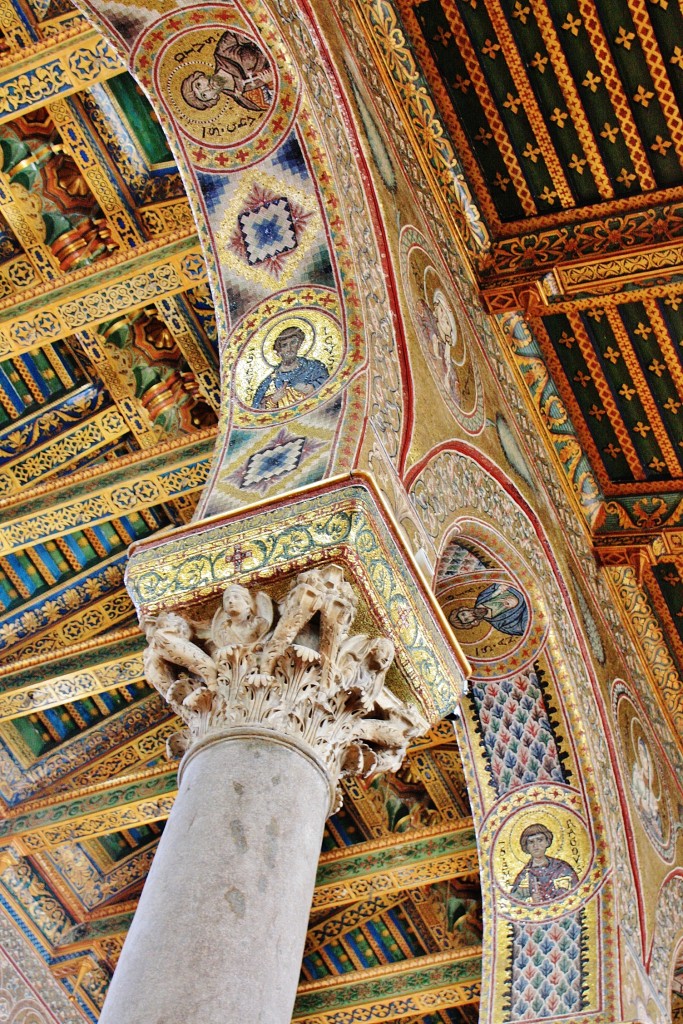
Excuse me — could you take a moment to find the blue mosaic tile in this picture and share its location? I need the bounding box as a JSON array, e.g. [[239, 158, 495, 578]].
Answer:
[[272, 131, 309, 181]]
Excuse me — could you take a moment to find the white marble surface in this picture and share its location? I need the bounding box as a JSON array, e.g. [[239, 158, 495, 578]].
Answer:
[[99, 733, 329, 1024]]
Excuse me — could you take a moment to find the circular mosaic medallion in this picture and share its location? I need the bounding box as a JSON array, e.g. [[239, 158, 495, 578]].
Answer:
[[230, 286, 346, 424], [137, 8, 299, 171], [399, 225, 485, 434], [613, 682, 674, 861], [482, 787, 599, 922], [438, 542, 545, 679]]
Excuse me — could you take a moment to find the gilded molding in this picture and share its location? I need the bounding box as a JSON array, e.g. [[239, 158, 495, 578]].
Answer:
[[126, 476, 470, 721], [1, 767, 177, 851], [0, 233, 205, 356], [293, 948, 481, 1021], [0, 430, 216, 554], [0, 407, 128, 496], [313, 818, 478, 910], [0, 631, 145, 721], [0, 30, 121, 125]]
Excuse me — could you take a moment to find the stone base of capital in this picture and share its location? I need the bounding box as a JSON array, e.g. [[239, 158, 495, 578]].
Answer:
[[125, 472, 469, 723]]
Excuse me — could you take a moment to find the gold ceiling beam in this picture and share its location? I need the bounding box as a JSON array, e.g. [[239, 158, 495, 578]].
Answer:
[[481, 239, 683, 313], [304, 892, 407, 956], [2, 765, 177, 853], [7, 582, 134, 661], [0, 26, 122, 127], [0, 427, 217, 557], [293, 948, 482, 1022], [0, 627, 145, 722], [0, 406, 129, 496], [312, 819, 479, 911], [0, 232, 206, 358], [552, 240, 683, 297], [5, 777, 478, 901]]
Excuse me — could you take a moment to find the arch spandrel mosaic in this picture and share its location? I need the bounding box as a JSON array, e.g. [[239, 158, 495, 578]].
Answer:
[[67, 0, 408, 519], [408, 447, 628, 1021]]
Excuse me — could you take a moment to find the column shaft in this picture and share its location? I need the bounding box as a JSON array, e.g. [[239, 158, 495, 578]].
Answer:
[[99, 733, 330, 1024]]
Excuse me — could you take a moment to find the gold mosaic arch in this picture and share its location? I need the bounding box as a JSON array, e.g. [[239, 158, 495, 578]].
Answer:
[[70, 0, 408, 519], [647, 872, 683, 1020], [408, 443, 629, 1023]]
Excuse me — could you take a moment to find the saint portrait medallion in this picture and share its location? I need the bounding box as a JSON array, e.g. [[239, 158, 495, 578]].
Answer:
[[230, 286, 346, 424], [613, 682, 673, 861], [136, 7, 299, 171], [438, 540, 545, 679]]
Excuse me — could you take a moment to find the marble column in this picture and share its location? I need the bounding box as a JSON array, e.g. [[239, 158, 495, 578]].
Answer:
[[99, 564, 427, 1024]]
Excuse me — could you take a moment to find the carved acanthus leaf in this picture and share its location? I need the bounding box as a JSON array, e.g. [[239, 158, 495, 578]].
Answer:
[[141, 565, 427, 811]]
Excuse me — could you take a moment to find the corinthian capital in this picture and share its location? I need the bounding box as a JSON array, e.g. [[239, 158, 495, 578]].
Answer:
[[142, 564, 426, 810]]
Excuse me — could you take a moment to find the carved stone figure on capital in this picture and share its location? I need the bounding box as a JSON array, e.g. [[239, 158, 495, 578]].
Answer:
[[198, 583, 273, 653], [141, 564, 426, 807], [180, 30, 273, 115]]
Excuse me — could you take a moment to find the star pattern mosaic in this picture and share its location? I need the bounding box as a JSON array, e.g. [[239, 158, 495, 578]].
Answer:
[[239, 198, 298, 265]]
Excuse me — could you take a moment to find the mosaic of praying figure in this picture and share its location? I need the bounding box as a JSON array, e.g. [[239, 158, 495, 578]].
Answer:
[[180, 30, 273, 112], [449, 583, 529, 637], [253, 325, 329, 409], [510, 823, 578, 904]]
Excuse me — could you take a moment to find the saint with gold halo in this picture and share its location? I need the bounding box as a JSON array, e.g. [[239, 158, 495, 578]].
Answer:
[[252, 325, 329, 409]]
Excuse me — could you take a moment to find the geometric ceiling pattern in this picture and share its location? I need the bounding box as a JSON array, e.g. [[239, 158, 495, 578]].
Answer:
[[405, 0, 683, 226], [397, 0, 683, 749], [0, 1, 482, 1020]]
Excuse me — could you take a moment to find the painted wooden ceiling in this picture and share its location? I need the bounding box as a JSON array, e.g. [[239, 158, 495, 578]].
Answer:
[[396, 0, 683, 746], [0, 0, 482, 1020], [3, 0, 683, 1019]]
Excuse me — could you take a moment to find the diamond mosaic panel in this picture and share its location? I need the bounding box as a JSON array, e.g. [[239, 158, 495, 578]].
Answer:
[[238, 198, 297, 266], [241, 434, 305, 487], [271, 131, 309, 180]]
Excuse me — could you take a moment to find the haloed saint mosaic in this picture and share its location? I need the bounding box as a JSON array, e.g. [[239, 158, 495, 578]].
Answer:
[[230, 286, 346, 424], [613, 682, 674, 861], [399, 226, 484, 435], [485, 790, 595, 921], [144, 7, 299, 169], [437, 540, 546, 679]]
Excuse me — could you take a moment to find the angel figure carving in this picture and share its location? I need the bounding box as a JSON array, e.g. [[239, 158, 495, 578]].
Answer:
[[139, 567, 428, 795], [338, 635, 426, 776], [143, 610, 217, 695], [201, 583, 273, 653], [338, 635, 395, 708]]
